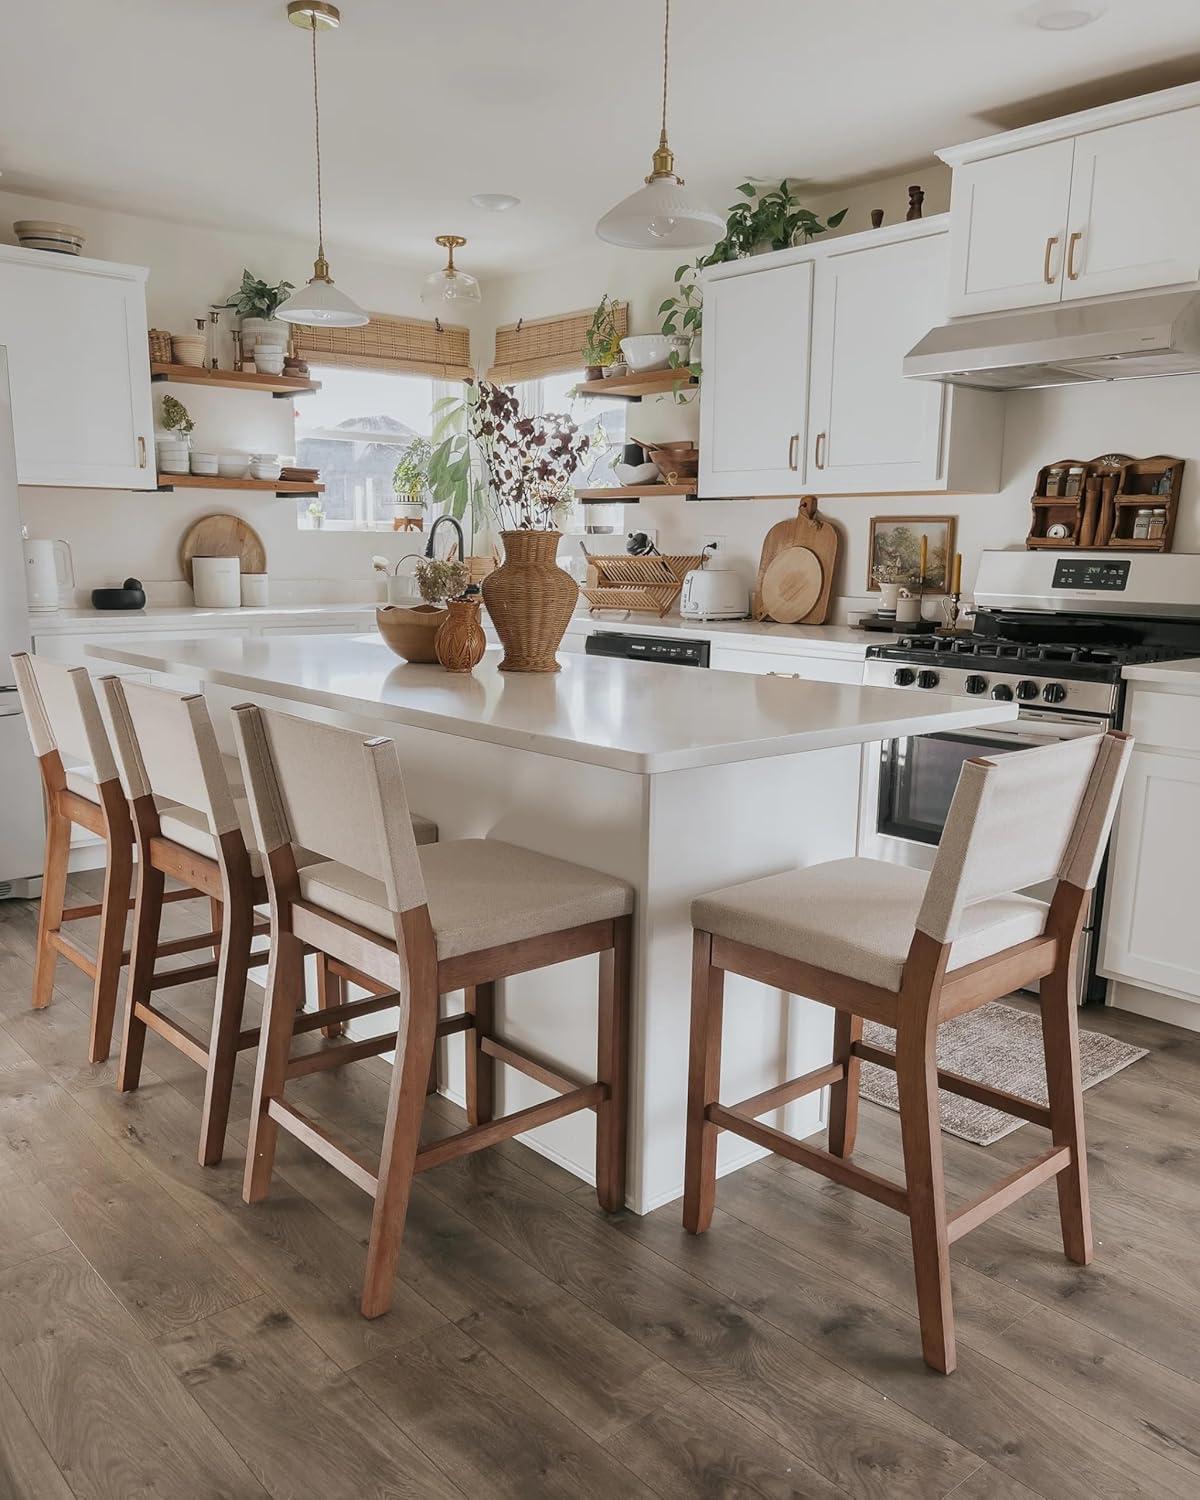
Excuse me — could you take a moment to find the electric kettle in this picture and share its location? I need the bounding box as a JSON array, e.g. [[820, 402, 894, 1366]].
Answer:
[[23, 535, 73, 615]]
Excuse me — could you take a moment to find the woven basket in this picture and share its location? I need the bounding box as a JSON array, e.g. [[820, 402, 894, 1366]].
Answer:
[[148, 329, 173, 364], [481, 530, 578, 673]]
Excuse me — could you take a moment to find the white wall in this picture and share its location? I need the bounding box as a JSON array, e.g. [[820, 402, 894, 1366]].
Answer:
[[4, 187, 490, 600]]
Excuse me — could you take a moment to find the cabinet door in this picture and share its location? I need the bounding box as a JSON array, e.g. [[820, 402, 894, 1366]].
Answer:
[[945, 139, 1075, 315], [1063, 108, 1200, 302], [698, 260, 813, 497], [1100, 748, 1200, 999], [0, 249, 155, 489], [708, 646, 863, 684], [807, 234, 948, 494]]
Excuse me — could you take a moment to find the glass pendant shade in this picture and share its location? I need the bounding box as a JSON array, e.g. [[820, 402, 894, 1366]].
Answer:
[[596, 175, 724, 249], [276, 264, 369, 326], [421, 235, 482, 307]]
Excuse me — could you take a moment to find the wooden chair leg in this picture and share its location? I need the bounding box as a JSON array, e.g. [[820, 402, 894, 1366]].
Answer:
[[827, 1010, 863, 1159], [32, 806, 71, 1011], [315, 953, 346, 1040], [117, 859, 165, 1094], [244, 925, 306, 1204], [209, 897, 223, 962], [1040, 970, 1093, 1266], [595, 915, 631, 1213], [361, 942, 439, 1319], [896, 1009, 956, 1375], [464, 981, 495, 1127], [88, 829, 133, 1065], [683, 930, 725, 1236], [198, 893, 252, 1167]]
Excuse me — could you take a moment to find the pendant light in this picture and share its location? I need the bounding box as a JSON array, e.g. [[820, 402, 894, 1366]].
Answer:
[[276, 1, 368, 328], [421, 235, 482, 307], [595, 0, 723, 250]]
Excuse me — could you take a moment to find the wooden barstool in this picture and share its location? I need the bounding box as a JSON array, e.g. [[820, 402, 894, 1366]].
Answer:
[[230, 702, 634, 1318], [683, 731, 1132, 1373], [11, 653, 203, 1063]]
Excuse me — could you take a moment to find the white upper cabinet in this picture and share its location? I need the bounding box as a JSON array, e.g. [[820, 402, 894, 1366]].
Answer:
[[698, 259, 813, 498], [808, 232, 949, 493], [940, 85, 1200, 318], [945, 139, 1075, 315], [0, 245, 155, 489], [1063, 109, 1200, 301]]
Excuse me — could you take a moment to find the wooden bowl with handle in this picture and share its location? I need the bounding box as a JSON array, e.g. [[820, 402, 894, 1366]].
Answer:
[[376, 604, 447, 663]]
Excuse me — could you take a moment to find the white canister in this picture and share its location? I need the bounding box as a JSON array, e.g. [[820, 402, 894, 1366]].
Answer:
[[240, 573, 269, 608], [23, 537, 72, 614], [192, 555, 241, 609], [895, 588, 922, 625]]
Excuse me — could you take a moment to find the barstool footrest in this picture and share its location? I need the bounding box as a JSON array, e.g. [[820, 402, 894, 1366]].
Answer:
[[266, 1098, 379, 1196], [851, 1040, 1053, 1129], [286, 1032, 399, 1079], [480, 1035, 588, 1097], [415, 1083, 606, 1175], [946, 1146, 1071, 1243], [133, 1000, 210, 1067], [729, 1060, 847, 1121], [47, 930, 98, 979]]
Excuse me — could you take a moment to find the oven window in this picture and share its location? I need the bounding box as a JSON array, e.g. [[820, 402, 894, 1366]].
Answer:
[[877, 730, 1027, 846]]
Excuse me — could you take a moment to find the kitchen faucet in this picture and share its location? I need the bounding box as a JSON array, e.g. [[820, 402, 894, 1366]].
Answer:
[[425, 514, 465, 562]]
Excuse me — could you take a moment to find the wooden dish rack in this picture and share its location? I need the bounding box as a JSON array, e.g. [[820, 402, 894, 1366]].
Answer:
[[1026, 453, 1184, 553], [579, 550, 704, 616]]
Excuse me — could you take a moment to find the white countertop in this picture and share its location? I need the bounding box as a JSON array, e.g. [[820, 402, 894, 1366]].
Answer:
[[1122, 657, 1200, 686], [30, 603, 376, 635], [89, 632, 1016, 775]]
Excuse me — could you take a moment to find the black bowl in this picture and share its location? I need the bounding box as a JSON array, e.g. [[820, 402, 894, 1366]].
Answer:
[[91, 584, 146, 611]]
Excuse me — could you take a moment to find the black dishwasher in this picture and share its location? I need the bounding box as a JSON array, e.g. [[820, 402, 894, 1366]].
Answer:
[[585, 631, 710, 668]]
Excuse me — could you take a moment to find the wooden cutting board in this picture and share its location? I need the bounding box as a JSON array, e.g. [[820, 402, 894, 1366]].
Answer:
[[760, 546, 822, 623], [752, 496, 839, 624], [179, 514, 267, 584]]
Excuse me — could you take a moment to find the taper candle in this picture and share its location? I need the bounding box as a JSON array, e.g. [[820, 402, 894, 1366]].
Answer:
[[952, 551, 962, 595], [918, 533, 928, 582]]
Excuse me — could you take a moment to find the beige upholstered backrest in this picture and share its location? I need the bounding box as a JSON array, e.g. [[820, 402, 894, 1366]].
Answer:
[[231, 703, 426, 915], [917, 731, 1132, 945], [11, 652, 118, 781], [99, 676, 240, 837]]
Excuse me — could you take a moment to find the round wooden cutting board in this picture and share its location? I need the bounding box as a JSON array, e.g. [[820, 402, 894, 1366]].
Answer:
[[760, 545, 823, 624], [179, 514, 267, 584]]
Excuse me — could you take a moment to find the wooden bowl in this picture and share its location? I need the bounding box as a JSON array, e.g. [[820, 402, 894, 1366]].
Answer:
[[376, 604, 447, 663]]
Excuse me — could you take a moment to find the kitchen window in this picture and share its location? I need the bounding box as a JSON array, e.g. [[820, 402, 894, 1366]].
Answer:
[[516, 369, 627, 494]]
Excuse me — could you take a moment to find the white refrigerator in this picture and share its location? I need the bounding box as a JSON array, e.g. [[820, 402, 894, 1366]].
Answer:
[[0, 346, 48, 897]]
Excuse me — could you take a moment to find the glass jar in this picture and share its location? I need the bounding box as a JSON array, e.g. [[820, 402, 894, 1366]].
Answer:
[[1132, 508, 1154, 540], [1146, 508, 1168, 541]]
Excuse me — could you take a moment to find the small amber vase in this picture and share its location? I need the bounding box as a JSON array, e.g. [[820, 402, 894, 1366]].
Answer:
[[435, 597, 487, 673], [481, 529, 578, 673]]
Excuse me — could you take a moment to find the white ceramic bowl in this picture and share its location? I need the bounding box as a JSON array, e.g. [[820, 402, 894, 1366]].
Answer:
[[619, 335, 673, 372], [171, 336, 207, 368], [613, 461, 661, 486], [217, 454, 247, 478], [254, 348, 285, 375], [13, 220, 85, 254], [251, 463, 281, 482], [190, 453, 219, 475]]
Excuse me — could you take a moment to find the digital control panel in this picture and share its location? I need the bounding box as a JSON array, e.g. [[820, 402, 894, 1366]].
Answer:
[[1052, 558, 1131, 592]]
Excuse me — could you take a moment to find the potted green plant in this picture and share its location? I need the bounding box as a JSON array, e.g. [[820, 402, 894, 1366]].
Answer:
[[581, 294, 623, 381], [157, 394, 195, 470], [391, 436, 432, 521], [307, 500, 325, 530], [223, 268, 296, 361]]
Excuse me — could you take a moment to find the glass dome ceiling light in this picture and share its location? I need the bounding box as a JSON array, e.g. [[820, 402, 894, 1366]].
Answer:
[[421, 235, 482, 307]]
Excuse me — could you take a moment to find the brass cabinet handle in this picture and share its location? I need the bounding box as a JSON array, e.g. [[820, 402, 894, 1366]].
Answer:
[[1043, 235, 1059, 284], [137, 435, 147, 468], [814, 431, 826, 470], [787, 433, 799, 471], [1067, 230, 1083, 281]]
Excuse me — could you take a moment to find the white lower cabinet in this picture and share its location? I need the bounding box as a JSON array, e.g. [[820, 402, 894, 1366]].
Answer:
[[1100, 745, 1200, 1003], [708, 646, 863, 684]]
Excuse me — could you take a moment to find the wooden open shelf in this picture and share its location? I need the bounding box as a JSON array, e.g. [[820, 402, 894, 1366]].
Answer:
[[576, 483, 696, 503], [151, 362, 321, 398], [572, 369, 697, 401], [156, 472, 324, 497]]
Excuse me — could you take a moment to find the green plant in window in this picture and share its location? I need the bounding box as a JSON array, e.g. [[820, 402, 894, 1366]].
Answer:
[[391, 435, 432, 507]]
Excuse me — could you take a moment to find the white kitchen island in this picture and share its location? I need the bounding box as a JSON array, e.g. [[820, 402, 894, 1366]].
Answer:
[[91, 633, 1016, 1213]]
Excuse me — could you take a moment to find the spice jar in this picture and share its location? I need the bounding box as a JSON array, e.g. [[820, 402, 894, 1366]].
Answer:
[[1132, 508, 1154, 540]]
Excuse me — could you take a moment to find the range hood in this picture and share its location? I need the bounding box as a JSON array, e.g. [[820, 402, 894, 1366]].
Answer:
[[904, 290, 1200, 390]]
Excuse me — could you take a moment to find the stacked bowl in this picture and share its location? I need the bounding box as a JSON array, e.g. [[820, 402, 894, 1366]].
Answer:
[[13, 220, 86, 255]]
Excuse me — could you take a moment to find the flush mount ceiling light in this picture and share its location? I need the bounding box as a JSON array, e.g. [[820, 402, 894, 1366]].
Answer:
[[1032, 0, 1107, 29], [421, 235, 482, 306], [275, 1, 368, 327], [471, 193, 521, 212], [595, 0, 723, 250]]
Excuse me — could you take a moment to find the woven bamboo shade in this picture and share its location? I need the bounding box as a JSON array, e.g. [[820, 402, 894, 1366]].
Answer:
[[293, 312, 472, 381], [488, 303, 628, 384]]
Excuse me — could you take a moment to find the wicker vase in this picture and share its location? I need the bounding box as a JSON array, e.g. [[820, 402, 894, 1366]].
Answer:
[[482, 529, 578, 673], [435, 598, 487, 673]]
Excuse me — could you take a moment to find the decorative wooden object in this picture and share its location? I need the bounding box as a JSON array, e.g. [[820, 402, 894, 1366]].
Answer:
[[907, 185, 924, 220], [150, 361, 321, 398], [481, 530, 579, 672], [870, 208, 885, 229], [435, 599, 487, 673], [752, 497, 839, 625], [580, 550, 704, 616], [178, 514, 267, 583], [1025, 453, 1183, 551], [376, 604, 447, 663]]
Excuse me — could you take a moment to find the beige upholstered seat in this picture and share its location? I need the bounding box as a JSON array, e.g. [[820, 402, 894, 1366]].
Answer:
[[299, 838, 632, 959], [693, 857, 1047, 994]]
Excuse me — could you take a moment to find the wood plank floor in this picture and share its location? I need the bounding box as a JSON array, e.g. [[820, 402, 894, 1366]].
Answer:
[[2, 873, 1199, 1498]]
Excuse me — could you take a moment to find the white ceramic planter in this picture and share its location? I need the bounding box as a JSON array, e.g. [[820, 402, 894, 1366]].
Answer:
[[240, 316, 290, 358]]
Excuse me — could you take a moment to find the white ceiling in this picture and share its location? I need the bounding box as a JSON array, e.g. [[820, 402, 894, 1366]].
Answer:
[[2, 0, 1199, 274]]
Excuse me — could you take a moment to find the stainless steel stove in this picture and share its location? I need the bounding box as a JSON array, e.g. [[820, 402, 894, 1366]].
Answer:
[[860, 550, 1200, 1003]]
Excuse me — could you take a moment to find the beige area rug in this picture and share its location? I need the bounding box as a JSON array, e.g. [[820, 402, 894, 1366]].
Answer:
[[860, 1001, 1147, 1146]]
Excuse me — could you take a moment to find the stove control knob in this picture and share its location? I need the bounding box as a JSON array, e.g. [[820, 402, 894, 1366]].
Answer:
[[893, 667, 916, 686], [1043, 682, 1068, 704], [964, 675, 987, 695], [1016, 679, 1040, 701], [916, 670, 940, 690], [990, 683, 1014, 701]]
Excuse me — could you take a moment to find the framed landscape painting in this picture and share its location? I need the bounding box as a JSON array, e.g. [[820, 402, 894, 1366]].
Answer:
[[867, 515, 957, 591]]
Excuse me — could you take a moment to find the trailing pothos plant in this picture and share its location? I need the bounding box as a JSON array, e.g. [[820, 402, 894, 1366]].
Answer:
[[222, 268, 296, 321]]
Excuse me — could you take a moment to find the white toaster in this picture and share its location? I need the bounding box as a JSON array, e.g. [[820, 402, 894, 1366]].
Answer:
[[680, 565, 749, 621]]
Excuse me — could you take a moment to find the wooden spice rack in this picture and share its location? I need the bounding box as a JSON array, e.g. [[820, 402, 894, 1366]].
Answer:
[[579, 550, 704, 616], [1026, 453, 1183, 552]]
